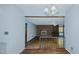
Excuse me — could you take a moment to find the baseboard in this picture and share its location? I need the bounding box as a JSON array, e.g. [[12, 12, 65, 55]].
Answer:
[[65, 48, 70, 54], [19, 48, 25, 54]]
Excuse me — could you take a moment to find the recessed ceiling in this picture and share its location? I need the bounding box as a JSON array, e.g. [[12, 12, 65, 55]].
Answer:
[[26, 17, 64, 25], [17, 4, 72, 16]]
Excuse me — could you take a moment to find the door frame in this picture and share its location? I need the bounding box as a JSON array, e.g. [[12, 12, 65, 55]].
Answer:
[[25, 23, 27, 48]]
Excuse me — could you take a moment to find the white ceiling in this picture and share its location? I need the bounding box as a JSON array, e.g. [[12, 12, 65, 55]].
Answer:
[[26, 18, 64, 25], [17, 4, 72, 25], [17, 4, 72, 16]]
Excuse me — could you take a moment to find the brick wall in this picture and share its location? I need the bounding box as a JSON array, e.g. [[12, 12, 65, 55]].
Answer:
[[36, 25, 59, 36]]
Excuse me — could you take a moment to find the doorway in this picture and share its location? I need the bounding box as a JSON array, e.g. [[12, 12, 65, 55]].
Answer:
[[25, 16, 64, 49]]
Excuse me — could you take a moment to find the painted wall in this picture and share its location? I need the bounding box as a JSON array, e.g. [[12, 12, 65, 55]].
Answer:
[[0, 5, 7, 53], [64, 5, 79, 54], [26, 20, 36, 42], [0, 5, 25, 54]]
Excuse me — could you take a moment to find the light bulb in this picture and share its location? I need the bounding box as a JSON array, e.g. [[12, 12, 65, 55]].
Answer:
[[51, 6, 56, 11], [51, 9, 58, 15], [44, 8, 49, 13]]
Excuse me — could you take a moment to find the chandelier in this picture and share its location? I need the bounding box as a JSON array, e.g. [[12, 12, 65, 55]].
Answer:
[[44, 4, 58, 16]]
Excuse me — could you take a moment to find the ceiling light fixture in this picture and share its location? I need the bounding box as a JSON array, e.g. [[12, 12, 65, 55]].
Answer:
[[44, 4, 58, 16]]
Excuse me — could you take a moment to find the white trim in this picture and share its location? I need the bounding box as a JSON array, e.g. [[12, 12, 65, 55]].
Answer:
[[65, 48, 70, 54], [19, 48, 25, 54]]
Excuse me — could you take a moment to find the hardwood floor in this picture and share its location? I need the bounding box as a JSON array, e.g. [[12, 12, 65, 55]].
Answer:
[[21, 48, 69, 54], [22, 37, 69, 54], [26, 37, 59, 49]]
